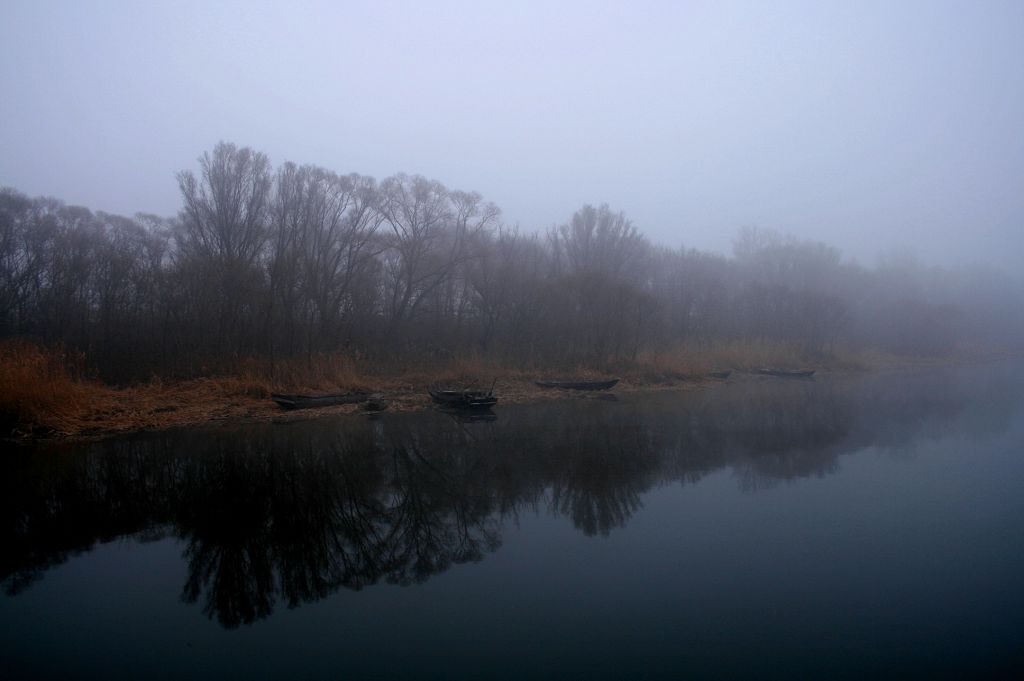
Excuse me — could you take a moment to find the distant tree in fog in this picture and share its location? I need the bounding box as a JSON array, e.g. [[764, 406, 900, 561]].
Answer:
[[176, 142, 271, 268], [266, 163, 383, 356], [175, 142, 272, 357], [379, 174, 498, 326], [0, 189, 39, 334], [551, 203, 646, 278]]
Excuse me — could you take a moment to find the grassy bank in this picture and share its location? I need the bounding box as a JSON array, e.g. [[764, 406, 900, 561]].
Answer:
[[0, 338, 995, 441]]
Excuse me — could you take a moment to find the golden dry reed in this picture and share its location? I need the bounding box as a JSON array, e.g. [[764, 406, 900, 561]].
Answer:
[[0, 339, 107, 436], [1, 338, 880, 440]]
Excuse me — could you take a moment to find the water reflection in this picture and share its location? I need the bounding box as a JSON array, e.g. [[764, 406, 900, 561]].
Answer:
[[2, 364, 1021, 627]]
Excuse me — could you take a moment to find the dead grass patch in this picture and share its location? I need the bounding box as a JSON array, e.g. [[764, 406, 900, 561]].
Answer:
[[230, 353, 368, 393], [0, 340, 117, 436], [6, 338, 982, 442]]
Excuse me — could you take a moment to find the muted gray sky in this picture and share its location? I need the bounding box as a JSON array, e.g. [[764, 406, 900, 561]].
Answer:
[[2, 0, 1022, 268]]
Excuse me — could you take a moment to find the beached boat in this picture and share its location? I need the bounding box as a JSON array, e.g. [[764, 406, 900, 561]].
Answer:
[[361, 396, 390, 412], [271, 391, 374, 410], [428, 386, 498, 409], [534, 379, 619, 391], [708, 370, 732, 379], [447, 410, 498, 422], [755, 368, 815, 378]]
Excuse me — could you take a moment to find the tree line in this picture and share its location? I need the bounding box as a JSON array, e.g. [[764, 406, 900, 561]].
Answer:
[[1, 142, 1021, 381]]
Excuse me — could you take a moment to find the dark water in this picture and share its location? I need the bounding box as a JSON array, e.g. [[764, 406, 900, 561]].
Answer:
[[2, 364, 1023, 680]]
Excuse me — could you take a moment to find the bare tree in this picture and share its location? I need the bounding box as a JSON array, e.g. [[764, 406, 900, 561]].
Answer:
[[551, 203, 646, 279], [175, 142, 272, 357], [378, 175, 498, 330], [176, 142, 271, 268]]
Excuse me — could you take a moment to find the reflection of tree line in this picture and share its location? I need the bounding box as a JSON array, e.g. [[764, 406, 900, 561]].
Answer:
[[3, 367, 1020, 627], [170, 425, 507, 627]]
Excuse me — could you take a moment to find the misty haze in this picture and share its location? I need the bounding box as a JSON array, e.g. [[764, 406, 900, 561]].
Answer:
[[2, 2, 1023, 679]]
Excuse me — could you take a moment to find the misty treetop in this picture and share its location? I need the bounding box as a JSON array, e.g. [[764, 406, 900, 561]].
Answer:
[[1, 141, 1021, 381]]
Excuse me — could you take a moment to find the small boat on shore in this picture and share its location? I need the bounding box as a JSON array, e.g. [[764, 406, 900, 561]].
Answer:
[[428, 386, 498, 409], [271, 391, 374, 410], [708, 370, 732, 380], [755, 368, 815, 378], [361, 396, 390, 412], [534, 379, 619, 391], [447, 410, 498, 422]]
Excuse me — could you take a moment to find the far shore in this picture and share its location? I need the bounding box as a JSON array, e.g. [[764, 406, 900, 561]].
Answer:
[[6, 348, 1014, 444], [8, 370, 717, 443]]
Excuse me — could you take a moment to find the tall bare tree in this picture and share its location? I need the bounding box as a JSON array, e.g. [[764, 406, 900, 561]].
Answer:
[[175, 142, 272, 356]]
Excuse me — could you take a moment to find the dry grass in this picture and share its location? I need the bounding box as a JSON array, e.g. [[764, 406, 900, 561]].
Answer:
[[0, 340, 117, 436], [0, 342, 623, 439], [1, 342, 440, 440], [393, 353, 527, 389], [7, 337, 980, 442], [0, 341, 284, 438], [231, 353, 368, 394], [627, 340, 826, 379], [0, 338, 808, 438]]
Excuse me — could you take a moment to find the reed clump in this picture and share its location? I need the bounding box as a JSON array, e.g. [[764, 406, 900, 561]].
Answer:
[[230, 353, 368, 395], [403, 353, 531, 388], [0, 339, 113, 436]]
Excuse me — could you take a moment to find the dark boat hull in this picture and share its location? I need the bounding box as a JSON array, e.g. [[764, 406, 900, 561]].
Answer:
[[754, 369, 815, 378], [362, 397, 389, 412], [534, 379, 619, 391], [428, 388, 498, 409], [271, 392, 373, 410]]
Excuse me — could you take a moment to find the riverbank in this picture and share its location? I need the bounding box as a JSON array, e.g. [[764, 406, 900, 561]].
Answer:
[[2, 339, 1011, 442], [2, 366, 716, 441]]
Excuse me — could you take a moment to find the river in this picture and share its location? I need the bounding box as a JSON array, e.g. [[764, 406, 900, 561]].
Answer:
[[2, 363, 1023, 679]]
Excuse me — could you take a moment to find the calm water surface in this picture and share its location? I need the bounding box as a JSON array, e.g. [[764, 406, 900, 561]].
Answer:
[[2, 364, 1023, 679]]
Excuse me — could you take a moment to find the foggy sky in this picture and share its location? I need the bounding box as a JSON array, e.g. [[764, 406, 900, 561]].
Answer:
[[2, 0, 1022, 269]]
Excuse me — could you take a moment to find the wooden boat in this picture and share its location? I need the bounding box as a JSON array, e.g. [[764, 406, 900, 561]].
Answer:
[[361, 395, 390, 412], [428, 387, 498, 409], [271, 391, 373, 410], [534, 379, 619, 391], [755, 368, 815, 378], [447, 411, 498, 423], [708, 370, 732, 379]]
